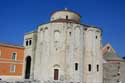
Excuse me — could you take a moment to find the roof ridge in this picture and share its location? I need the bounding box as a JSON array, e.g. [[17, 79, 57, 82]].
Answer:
[[0, 42, 24, 48]]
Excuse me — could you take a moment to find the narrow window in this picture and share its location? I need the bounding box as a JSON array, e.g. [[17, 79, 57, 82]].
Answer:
[[11, 53, 16, 60], [75, 63, 78, 71], [107, 46, 110, 50], [54, 31, 60, 42], [84, 28, 87, 31], [117, 65, 120, 76], [29, 40, 32, 46], [117, 72, 120, 76], [44, 28, 49, 41], [26, 40, 28, 46], [97, 64, 99, 72], [45, 27, 48, 30], [117, 80, 120, 83], [88, 64, 91, 72], [66, 15, 68, 20], [40, 28, 43, 31], [69, 32, 71, 36], [10, 64, 16, 72], [96, 36, 98, 39]]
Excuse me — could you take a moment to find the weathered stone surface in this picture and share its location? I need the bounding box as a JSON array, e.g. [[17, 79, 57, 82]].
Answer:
[[103, 43, 125, 83], [23, 10, 103, 83]]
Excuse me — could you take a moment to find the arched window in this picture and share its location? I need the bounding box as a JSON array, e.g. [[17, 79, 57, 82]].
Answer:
[[45, 27, 48, 30], [69, 32, 71, 36], [96, 36, 98, 39], [88, 64, 91, 72], [75, 63, 78, 71], [29, 40, 32, 46], [84, 28, 87, 31], [107, 46, 110, 50], [66, 15, 68, 20], [54, 31, 60, 42], [44, 27, 49, 41], [97, 64, 99, 72], [26, 40, 28, 46], [40, 28, 43, 31], [75, 28, 80, 47]]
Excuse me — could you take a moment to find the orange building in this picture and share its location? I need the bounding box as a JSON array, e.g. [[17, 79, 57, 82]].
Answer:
[[0, 42, 24, 81]]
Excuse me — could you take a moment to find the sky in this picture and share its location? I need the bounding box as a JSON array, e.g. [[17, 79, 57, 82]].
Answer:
[[0, 0, 125, 57]]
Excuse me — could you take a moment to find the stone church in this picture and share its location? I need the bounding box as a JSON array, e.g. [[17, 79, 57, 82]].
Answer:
[[103, 43, 125, 83], [23, 9, 103, 83]]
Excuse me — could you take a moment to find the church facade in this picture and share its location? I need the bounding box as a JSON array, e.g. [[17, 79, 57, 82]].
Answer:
[[23, 9, 103, 83]]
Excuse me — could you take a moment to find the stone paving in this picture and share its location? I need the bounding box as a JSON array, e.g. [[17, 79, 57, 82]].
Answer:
[[0, 80, 40, 83], [0, 80, 83, 83]]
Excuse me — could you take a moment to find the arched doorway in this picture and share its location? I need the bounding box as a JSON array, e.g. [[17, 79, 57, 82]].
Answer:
[[53, 64, 60, 80], [25, 56, 31, 79]]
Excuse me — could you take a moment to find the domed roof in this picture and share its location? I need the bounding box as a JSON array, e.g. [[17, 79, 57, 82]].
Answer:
[[51, 8, 81, 17], [50, 8, 81, 23]]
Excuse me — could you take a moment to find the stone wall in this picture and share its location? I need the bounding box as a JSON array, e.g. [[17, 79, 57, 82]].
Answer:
[[103, 62, 125, 83]]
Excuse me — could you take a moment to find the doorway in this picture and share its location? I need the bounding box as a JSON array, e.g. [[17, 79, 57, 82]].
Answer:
[[54, 69, 59, 80], [25, 56, 31, 79]]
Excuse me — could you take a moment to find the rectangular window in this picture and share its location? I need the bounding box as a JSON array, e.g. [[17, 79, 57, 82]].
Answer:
[[97, 64, 99, 72], [10, 64, 16, 72], [75, 63, 78, 71], [88, 64, 91, 72], [11, 52, 17, 60]]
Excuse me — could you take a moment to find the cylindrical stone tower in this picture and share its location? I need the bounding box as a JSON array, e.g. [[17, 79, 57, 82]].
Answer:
[[34, 9, 85, 83]]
